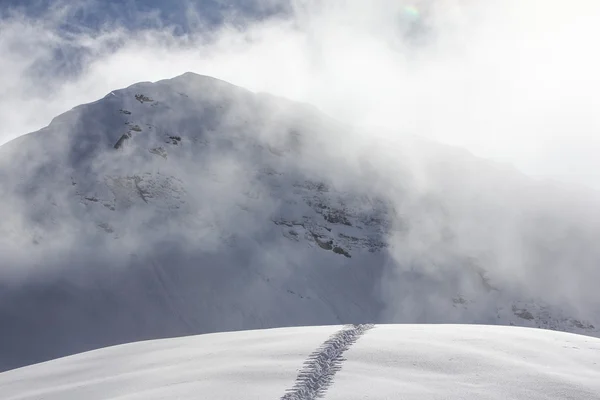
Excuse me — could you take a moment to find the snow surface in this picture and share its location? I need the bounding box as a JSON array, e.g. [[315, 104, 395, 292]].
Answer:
[[1, 324, 599, 399], [1, 72, 599, 372]]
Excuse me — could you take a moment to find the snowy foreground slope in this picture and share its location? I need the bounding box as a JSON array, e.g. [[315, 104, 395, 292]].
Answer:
[[1, 324, 599, 399], [1, 72, 600, 371]]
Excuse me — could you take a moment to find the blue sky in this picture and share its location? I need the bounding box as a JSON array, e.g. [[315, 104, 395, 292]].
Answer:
[[1, 0, 289, 29], [1, 0, 289, 87]]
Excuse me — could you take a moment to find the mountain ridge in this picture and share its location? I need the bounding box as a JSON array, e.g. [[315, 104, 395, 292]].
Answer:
[[0, 72, 598, 372]]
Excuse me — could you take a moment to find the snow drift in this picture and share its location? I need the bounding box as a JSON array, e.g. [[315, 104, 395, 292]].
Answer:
[[1, 324, 599, 399]]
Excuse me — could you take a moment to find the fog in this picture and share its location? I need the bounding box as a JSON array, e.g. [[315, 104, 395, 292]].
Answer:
[[2, 0, 599, 188], [1, 0, 600, 371]]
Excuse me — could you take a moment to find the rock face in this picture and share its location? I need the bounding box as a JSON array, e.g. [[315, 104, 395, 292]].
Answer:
[[0, 72, 598, 371]]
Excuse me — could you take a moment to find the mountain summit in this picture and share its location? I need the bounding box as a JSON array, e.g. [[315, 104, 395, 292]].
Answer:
[[0, 72, 598, 371]]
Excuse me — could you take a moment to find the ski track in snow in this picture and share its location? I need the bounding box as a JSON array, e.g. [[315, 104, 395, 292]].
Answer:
[[280, 324, 374, 400]]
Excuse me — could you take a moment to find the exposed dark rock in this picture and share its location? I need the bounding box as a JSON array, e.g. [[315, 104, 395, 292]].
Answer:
[[332, 246, 351, 258], [114, 133, 132, 149], [149, 147, 168, 159], [135, 94, 154, 103], [167, 135, 182, 145], [512, 306, 534, 320]]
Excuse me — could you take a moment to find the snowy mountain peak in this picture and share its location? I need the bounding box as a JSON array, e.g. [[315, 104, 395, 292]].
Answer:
[[0, 73, 599, 372]]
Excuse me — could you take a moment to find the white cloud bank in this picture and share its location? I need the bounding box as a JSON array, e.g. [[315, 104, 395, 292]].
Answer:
[[1, 0, 599, 188]]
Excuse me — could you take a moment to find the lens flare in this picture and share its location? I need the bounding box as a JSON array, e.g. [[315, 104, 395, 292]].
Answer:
[[404, 5, 420, 20]]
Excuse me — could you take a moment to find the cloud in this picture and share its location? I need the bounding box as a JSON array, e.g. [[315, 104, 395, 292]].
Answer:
[[1, 0, 600, 371], [1, 0, 599, 189], [1, 0, 599, 301]]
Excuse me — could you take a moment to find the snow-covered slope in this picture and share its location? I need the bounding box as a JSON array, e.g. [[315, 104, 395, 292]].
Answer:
[[0, 72, 599, 372], [1, 324, 599, 399]]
